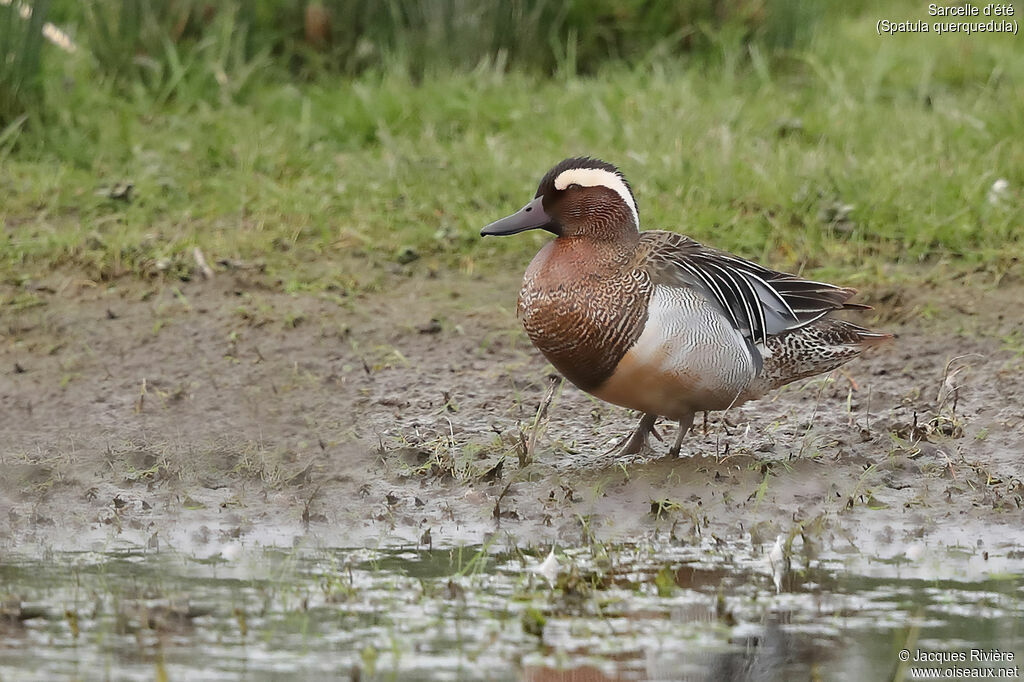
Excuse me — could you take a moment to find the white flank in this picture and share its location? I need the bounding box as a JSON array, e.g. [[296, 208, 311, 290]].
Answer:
[[554, 167, 639, 227], [592, 287, 755, 418]]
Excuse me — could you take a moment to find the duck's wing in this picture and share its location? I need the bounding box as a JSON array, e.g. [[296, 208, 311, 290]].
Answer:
[[640, 230, 868, 348]]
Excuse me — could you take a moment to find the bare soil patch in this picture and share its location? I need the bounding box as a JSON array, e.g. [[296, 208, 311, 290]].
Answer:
[[2, 271, 1023, 556]]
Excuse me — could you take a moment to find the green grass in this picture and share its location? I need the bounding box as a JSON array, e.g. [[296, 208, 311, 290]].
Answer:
[[0, 0, 50, 128], [1, 6, 1022, 294], [49, 0, 845, 81]]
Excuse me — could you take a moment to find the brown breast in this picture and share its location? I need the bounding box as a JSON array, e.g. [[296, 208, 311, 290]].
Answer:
[[517, 237, 652, 391]]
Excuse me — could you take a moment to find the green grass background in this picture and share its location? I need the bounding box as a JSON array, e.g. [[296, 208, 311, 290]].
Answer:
[[1, 1, 1021, 295]]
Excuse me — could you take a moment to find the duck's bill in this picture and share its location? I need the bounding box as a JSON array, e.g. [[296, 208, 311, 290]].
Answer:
[[480, 196, 556, 236]]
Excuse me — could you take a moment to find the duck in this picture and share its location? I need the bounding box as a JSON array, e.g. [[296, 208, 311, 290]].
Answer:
[[480, 157, 892, 456]]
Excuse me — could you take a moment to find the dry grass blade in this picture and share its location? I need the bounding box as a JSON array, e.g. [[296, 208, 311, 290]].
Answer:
[[937, 353, 982, 414], [522, 376, 559, 468], [193, 247, 214, 279]]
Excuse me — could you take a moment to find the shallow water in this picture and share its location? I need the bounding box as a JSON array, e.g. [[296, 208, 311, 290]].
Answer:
[[0, 537, 1021, 681]]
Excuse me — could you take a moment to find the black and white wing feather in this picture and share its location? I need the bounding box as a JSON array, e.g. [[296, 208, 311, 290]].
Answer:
[[641, 231, 868, 348]]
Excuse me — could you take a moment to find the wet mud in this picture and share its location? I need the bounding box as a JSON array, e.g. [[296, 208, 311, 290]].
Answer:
[[3, 271, 1022, 554], [1, 270, 1022, 678]]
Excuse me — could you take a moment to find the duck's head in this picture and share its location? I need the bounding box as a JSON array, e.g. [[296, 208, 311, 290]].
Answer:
[[481, 157, 639, 240]]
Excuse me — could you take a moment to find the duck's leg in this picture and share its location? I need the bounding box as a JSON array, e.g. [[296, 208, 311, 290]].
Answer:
[[668, 412, 696, 457], [616, 412, 660, 456]]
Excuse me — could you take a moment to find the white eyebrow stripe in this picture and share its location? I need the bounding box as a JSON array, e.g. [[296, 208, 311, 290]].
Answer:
[[553, 168, 639, 227]]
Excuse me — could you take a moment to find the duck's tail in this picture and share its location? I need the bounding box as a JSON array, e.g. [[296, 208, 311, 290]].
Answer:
[[745, 319, 893, 399]]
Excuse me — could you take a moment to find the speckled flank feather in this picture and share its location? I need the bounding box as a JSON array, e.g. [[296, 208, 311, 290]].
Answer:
[[742, 320, 892, 401]]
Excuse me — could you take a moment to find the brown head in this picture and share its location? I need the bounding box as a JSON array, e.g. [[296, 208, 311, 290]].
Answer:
[[480, 157, 640, 242]]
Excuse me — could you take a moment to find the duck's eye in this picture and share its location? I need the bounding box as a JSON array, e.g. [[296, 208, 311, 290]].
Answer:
[[567, 183, 582, 190]]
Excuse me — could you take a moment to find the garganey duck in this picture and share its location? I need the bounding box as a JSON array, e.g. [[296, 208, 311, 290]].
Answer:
[[481, 157, 892, 456]]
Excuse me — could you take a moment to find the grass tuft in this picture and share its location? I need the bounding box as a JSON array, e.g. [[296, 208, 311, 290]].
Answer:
[[0, 0, 50, 128]]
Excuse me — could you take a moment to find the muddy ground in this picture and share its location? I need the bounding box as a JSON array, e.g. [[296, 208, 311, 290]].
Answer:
[[2, 268, 1023, 559]]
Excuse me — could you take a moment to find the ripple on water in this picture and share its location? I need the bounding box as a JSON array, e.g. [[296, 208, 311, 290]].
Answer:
[[0, 537, 1021, 681]]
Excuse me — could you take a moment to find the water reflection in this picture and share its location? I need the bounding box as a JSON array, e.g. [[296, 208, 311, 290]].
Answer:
[[0, 540, 1020, 681]]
